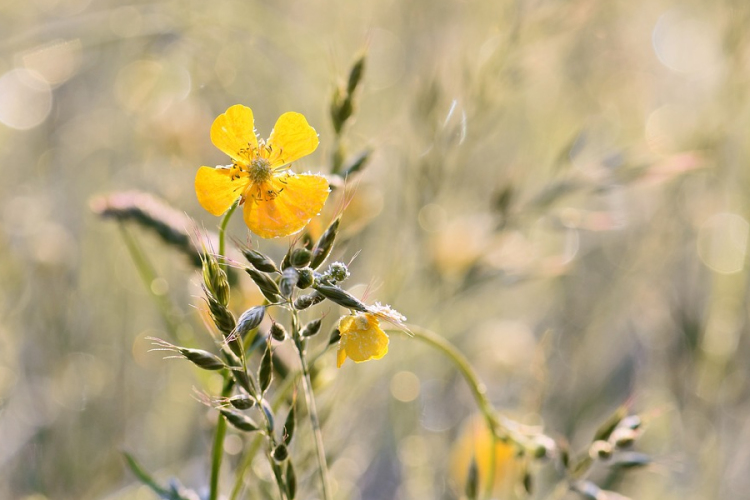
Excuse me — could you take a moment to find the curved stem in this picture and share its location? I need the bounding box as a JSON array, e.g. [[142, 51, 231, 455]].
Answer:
[[208, 204, 238, 500], [393, 325, 499, 499]]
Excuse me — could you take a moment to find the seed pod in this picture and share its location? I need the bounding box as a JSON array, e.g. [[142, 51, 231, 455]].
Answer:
[[234, 306, 266, 339], [293, 292, 324, 310], [285, 461, 297, 499], [259, 343, 273, 394], [204, 287, 236, 335], [328, 328, 341, 345], [311, 218, 340, 269], [261, 399, 275, 432], [283, 403, 296, 445], [246, 268, 281, 302], [342, 149, 372, 178], [296, 268, 314, 289], [347, 53, 366, 95], [179, 348, 225, 371], [465, 457, 479, 500], [241, 248, 279, 273], [270, 322, 287, 342], [522, 468, 533, 494], [619, 415, 641, 430], [231, 367, 256, 396], [610, 428, 638, 449], [280, 250, 292, 271], [313, 283, 367, 312], [593, 405, 628, 442], [272, 443, 289, 462], [280, 267, 299, 298], [610, 452, 651, 470], [229, 394, 255, 410], [202, 255, 230, 307], [588, 440, 613, 460], [220, 408, 259, 432], [301, 319, 322, 338], [291, 248, 311, 268], [330, 87, 345, 135]]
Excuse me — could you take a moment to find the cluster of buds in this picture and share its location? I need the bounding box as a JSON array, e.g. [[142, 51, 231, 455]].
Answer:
[[588, 414, 643, 462], [329, 53, 372, 177]]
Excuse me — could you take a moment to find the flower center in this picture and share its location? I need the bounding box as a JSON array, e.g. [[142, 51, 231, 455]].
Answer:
[[248, 158, 272, 183]]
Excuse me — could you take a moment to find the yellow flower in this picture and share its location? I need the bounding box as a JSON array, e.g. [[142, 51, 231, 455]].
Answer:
[[336, 312, 389, 368], [195, 104, 330, 238], [450, 415, 520, 497]]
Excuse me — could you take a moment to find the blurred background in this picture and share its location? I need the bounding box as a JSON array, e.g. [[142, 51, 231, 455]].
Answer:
[[2, 0, 750, 498]]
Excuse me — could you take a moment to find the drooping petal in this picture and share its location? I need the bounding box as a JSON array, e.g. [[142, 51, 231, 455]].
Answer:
[[242, 172, 329, 238], [267, 112, 319, 168], [337, 347, 347, 368], [195, 166, 246, 216], [337, 313, 389, 366], [210, 105, 258, 162]]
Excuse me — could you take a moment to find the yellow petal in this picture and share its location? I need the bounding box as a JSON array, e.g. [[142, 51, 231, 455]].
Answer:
[[267, 112, 319, 168], [210, 105, 258, 162], [242, 172, 329, 238], [195, 166, 246, 216], [337, 347, 347, 368], [338, 313, 389, 364]]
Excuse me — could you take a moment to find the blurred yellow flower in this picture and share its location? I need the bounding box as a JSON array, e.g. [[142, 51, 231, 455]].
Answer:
[[336, 312, 389, 368], [450, 415, 520, 497], [195, 104, 329, 238]]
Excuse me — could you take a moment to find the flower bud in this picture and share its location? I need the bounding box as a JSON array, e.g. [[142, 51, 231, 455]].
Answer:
[[272, 443, 289, 462], [229, 394, 255, 410], [296, 267, 314, 289], [311, 218, 340, 269], [246, 268, 281, 302], [220, 408, 259, 432], [610, 428, 638, 449], [291, 248, 312, 268], [313, 283, 367, 312], [588, 440, 613, 460], [294, 292, 324, 310], [242, 248, 279, 273], [179, 348, 225, 371], [270, 322, 287, 342], [327, 262, 350, 283], [301, 319, 322, 338]]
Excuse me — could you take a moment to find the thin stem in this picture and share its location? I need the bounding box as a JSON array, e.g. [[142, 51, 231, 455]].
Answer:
[[230, 346, 332, 500], [218, 200, 239, 270], [208, 204, 238, 500], [293, 325, 332, 500], [209, 379, 233, 500], [393, 325, 499, 499]]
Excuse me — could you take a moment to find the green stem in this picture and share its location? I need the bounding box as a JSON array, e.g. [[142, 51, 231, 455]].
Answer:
[[230, 346, 331, 500], [218, 200, 239, 270], [208, 204, 238, 500], [209, 379, 233, 500], [292, 317, 332, 500], [393, 326, 499, 499]]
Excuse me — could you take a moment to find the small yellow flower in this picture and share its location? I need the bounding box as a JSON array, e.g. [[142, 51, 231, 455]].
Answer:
[[336, 312, 389, 368], [195, 104, 330, 238]]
